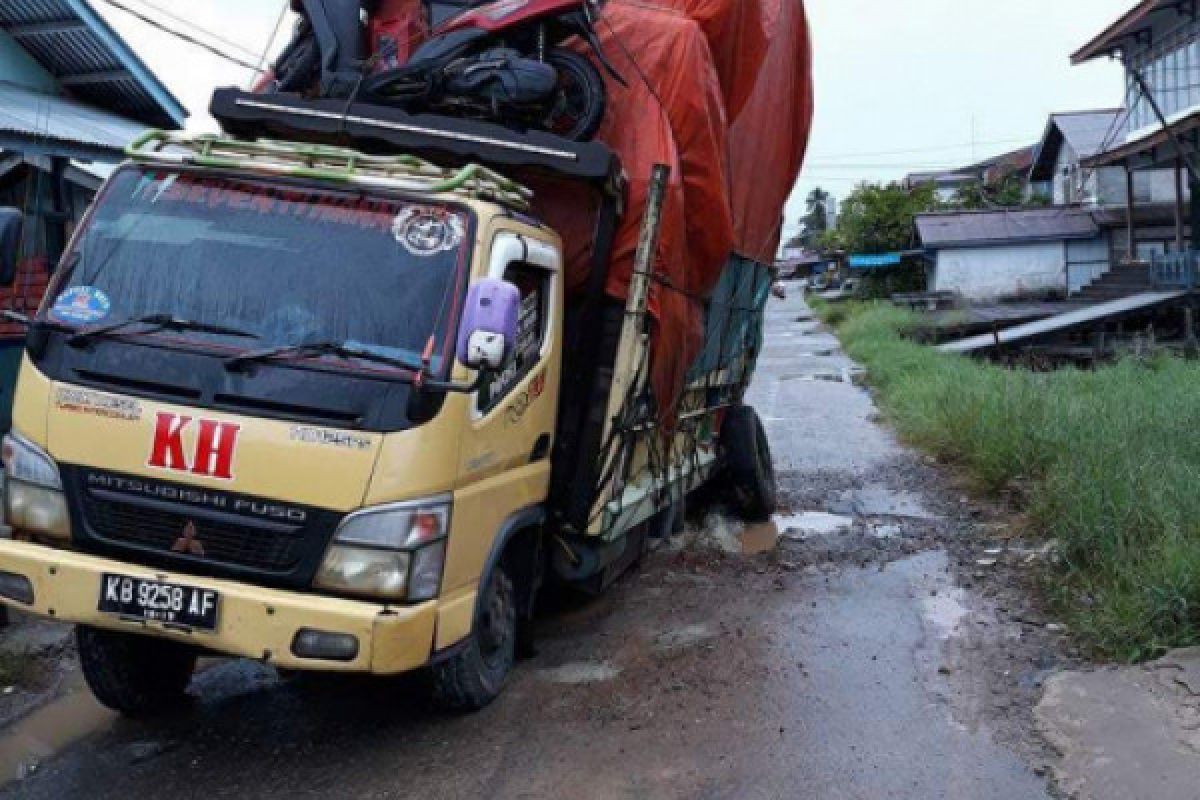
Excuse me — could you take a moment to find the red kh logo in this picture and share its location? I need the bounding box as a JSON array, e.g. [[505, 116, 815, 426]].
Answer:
[[148, 412, 241, 480]]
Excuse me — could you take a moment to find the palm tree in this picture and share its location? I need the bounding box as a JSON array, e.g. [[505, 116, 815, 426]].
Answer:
[[802, 187, 831, 238]]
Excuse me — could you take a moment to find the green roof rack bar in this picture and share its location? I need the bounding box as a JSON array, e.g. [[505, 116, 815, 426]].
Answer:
[[126, 130, 534, 211]]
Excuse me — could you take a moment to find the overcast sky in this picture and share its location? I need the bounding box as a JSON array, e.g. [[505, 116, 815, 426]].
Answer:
[[95, 0, 1138, 239]]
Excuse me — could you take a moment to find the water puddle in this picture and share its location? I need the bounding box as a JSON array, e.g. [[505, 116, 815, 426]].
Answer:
[[775, 511, 854, 540], [0, 671, 115, 783], [739, 521, 779, 554], [921, 587, 970, 640], [781, 367, 865, 385], [653, 624, 715, 655], [829, 487, 939, 521], [537, 662, 621, 685]]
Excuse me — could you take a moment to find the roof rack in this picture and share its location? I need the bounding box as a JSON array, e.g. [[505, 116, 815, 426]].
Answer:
[[126, 130, 535, 212], [209, 88, 622, 190]]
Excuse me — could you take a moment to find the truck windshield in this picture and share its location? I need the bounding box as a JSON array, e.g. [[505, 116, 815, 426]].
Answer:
[[46, 167, 471, 376]]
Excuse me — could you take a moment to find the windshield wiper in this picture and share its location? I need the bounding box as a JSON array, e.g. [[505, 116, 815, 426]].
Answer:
[[224, 340, 426, 375], [68, 313, 259, 348], [0, 310, 74, 334]]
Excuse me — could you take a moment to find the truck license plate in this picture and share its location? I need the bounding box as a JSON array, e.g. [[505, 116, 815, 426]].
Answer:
[[98, 574, 220, 632]]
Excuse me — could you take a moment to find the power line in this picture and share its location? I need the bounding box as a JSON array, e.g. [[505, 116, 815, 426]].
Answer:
[[95, 0, 264, 72], [809, 136, 1033, 161], [118, 0, 263, 60], [804, 162, 989, 170]]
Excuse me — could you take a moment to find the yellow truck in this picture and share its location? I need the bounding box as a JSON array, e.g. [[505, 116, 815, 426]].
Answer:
[[0, 105, 776, 715]]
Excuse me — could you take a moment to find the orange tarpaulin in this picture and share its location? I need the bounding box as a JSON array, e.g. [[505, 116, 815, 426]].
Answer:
[[652, 0, 769, 121], [729, 0, 814, 262], [530, 0, 811, 417], [366, 0, 813, 417]]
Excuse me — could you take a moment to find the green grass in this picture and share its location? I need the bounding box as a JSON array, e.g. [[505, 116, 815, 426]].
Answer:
[[814, 300, 1200, 661]]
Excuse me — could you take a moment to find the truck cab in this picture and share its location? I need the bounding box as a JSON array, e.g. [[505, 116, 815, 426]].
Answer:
[[0, 134, 568, 713]]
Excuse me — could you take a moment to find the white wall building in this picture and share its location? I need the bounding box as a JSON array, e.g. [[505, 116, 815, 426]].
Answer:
[[916, 209, 1105, 301]]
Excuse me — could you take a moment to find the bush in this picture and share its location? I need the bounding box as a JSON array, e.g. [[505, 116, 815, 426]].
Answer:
[[822, 302, 1200, 661]]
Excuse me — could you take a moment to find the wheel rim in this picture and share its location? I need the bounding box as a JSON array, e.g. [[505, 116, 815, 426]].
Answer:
[[478, 570, 515, 668]]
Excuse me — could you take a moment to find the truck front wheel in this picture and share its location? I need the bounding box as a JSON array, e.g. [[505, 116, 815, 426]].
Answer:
[[430, 562, 517, 711], [76, 626, 197, 717]]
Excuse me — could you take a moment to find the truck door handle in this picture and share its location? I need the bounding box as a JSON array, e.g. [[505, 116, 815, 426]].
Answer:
[[530, 434, 551, 463]]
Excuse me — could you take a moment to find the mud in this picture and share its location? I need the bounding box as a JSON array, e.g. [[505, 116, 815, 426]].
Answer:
[[0, 294, 1068, 799]]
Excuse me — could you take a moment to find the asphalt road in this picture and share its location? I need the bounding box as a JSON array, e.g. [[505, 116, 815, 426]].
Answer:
[[1, 292, 1052, 799]]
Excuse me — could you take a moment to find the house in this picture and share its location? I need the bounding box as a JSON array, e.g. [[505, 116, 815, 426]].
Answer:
[[916, 208, 1107, 301], [904, 145, 1037, 205], [973, 145, 1037, 194], [776, 249, 831, 279], [903, 169, 980, 204], [0, 0, 187, 426], [1071, 0, 1200, 277]]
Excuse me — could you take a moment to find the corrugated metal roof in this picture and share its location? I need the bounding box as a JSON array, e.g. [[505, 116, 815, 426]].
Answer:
[[0, 0, 185, 129], [0, 81, 147, 161], [916, 208, 1099, 249], [1054, 111, 1124, 160], [1030, 110, 1125, 181]]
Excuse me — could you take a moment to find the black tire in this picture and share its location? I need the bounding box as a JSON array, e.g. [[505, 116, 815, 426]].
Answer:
[[430, 562, 517, 711], [721, 404, 778, 522], [542, 48, 606, 141], [76, 626, 197, 717]]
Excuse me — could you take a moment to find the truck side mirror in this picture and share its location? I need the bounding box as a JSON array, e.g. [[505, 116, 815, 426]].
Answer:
[[457, 278, 520, 371], [0, 208, 22, 288]]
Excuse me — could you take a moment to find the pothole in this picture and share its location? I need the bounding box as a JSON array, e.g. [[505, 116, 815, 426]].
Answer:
[[653, 624, 716, 655], [828, 487, 939, 521], [775, 511, 854, 540], [921, 586, 970, 640], [739, 521, 779, 555], [536, 662, 621, 685]]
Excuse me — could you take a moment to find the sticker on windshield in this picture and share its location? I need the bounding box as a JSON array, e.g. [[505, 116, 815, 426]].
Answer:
[[49, 286, 112, 325], [392, 207, 465, 257]]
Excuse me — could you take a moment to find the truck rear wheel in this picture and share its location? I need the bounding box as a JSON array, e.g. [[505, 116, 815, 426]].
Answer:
[[430, 562, 517, 711], [76, 626, 197, 717], [721, 404, 778, 522]]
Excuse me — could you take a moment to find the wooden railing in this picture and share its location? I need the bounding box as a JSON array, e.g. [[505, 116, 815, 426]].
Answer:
[[1151, 252, 1200, 290]]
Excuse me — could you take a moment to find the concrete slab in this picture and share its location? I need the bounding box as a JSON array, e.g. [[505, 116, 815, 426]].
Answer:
[[1036, 649, 1200, 800]]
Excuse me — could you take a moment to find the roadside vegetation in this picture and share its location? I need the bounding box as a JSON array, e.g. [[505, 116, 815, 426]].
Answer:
[[814, 300, 1200, 661]]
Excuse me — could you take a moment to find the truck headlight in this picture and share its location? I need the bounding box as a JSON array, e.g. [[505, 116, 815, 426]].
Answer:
[[2, 432, 69, 539], [315, 496, 450, 601]]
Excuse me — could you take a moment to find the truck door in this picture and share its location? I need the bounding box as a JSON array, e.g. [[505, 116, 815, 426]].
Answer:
[[440, 232, 561, 599]]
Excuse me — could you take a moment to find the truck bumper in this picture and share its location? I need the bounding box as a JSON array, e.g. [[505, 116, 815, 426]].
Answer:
[[0, 540, 438, 674]]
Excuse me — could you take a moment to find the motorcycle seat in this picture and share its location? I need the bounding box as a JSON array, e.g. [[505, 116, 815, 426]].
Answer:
[[403, 27, 490, 72]]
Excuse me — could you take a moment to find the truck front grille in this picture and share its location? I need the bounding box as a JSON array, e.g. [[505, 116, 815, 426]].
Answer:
[[62, 467, 343, 588], [81, 492, 303, 571]]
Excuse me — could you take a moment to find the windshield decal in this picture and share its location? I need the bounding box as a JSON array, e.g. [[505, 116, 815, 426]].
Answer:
[[392, 207, 466, 257], [146, 174, 408, 234], [50, 286, 111, 325], [55, 387, 142, 422]]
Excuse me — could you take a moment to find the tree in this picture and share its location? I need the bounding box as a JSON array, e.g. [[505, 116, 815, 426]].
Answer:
[[804, 187, 831, 237], [784, 186, 833, 250], [833, 181, 936, 255], [950, 175, 1040, 211]]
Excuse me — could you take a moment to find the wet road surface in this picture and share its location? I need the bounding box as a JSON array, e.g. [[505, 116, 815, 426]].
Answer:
[[1, 292, 1052, 799]]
